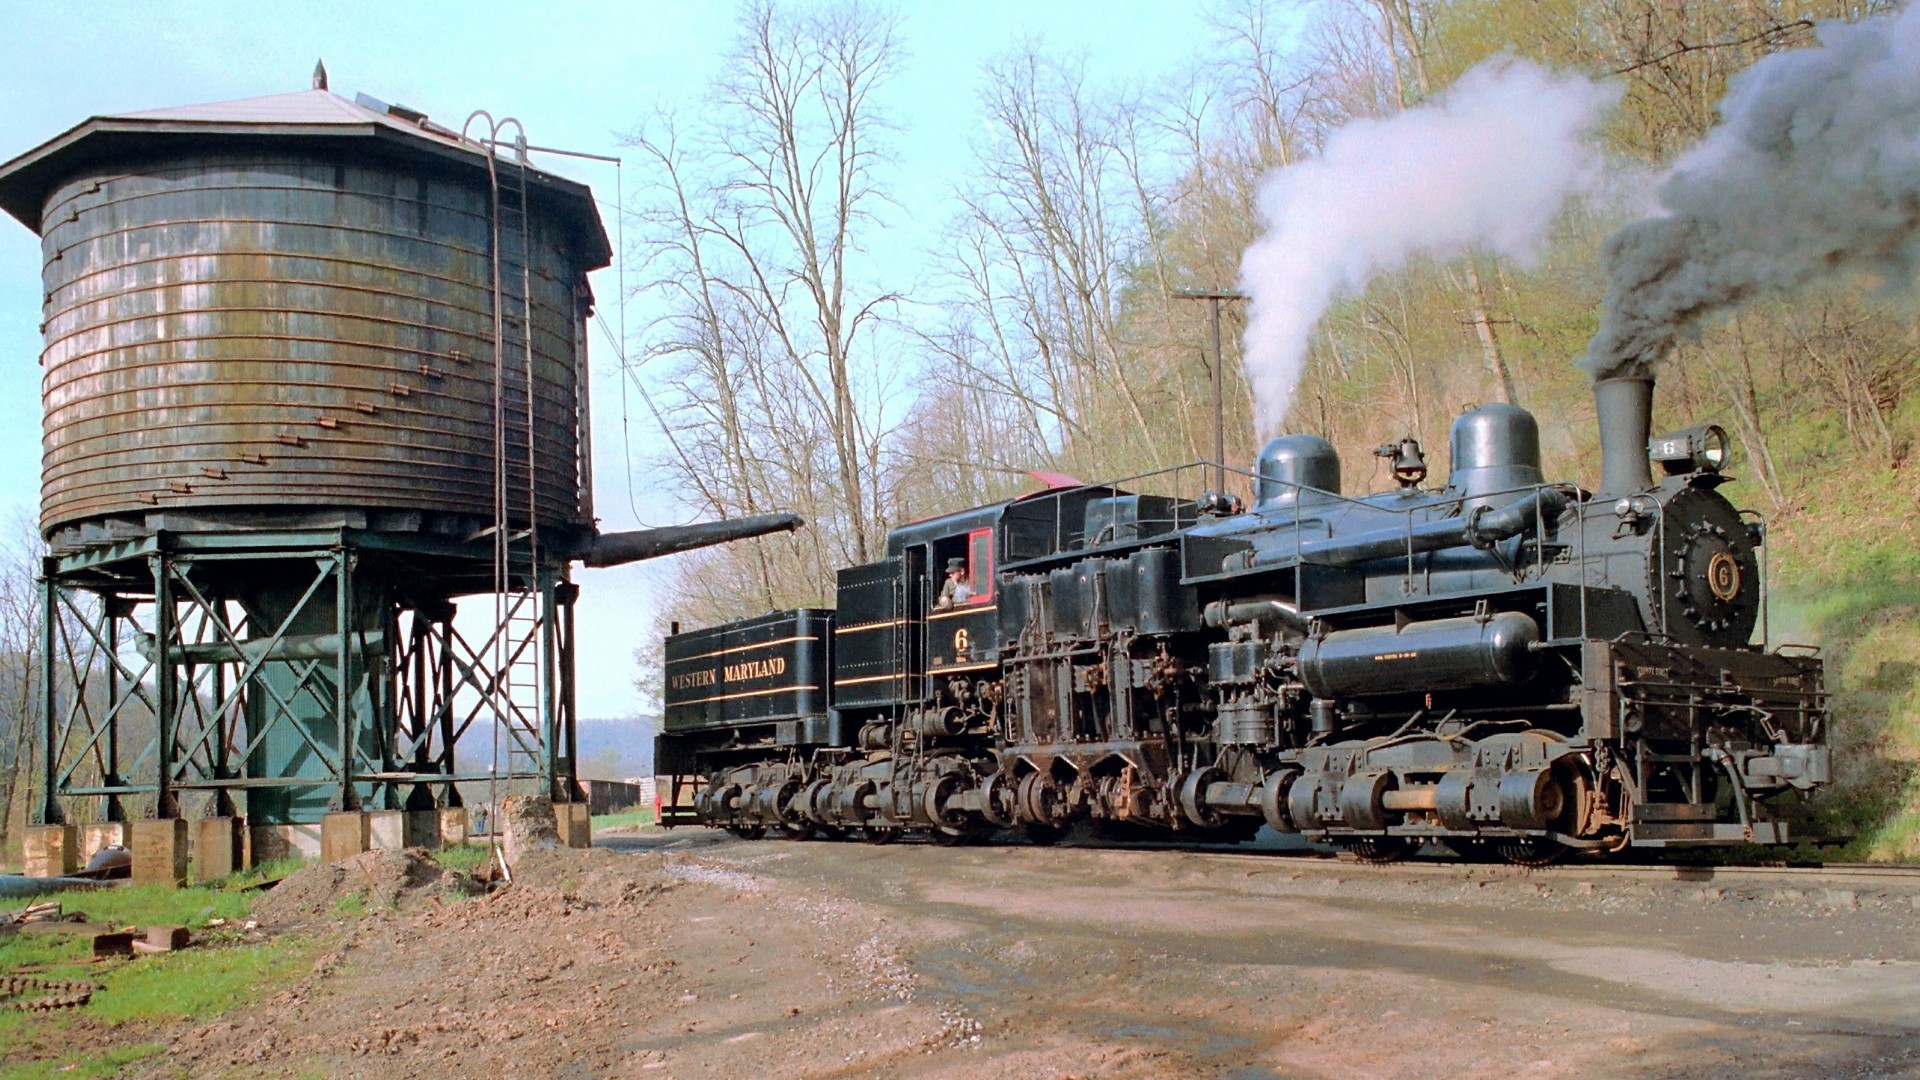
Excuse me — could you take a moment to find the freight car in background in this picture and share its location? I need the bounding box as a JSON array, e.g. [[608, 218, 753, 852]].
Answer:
[[655, 373, 1828, 865]]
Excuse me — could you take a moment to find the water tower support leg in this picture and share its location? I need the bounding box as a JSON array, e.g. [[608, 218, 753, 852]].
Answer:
[[34, 573, 61, 828], [150, 552, 179, 820]]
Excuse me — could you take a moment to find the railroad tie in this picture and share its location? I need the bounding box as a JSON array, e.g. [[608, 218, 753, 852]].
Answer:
[[0, 975, 103, 1011]]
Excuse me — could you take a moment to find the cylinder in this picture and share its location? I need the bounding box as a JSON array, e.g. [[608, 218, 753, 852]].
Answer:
[[1254, 434, 1341, 508], [1213, 699, 1277, 745], [34, 151, 595, 537], [1299, 612, 1541, 699]]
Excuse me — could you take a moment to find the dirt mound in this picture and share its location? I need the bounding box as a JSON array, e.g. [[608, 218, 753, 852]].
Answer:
[[254, 848, 468, 924], [492, 845, 673, 914]]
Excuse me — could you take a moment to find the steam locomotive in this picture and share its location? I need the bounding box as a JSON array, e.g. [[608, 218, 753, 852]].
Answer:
[[655, 375, 1828, 864]]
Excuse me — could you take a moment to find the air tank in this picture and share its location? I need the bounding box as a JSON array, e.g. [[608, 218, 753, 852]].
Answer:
[[1298, 612, 1541, 700]]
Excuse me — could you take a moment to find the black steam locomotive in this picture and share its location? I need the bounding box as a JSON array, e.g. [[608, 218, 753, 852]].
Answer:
[[656, 376, 1828, 864]]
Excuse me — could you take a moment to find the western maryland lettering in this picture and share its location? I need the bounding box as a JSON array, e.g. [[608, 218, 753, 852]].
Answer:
[[668, 654, 788, 695], [725, 656, 787, 681], [669, 668, 718, 691]]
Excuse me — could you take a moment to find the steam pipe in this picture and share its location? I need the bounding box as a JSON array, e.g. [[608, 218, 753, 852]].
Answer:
[[1204, 598, 1310, 633], [1467, 488, 1569, 539], [1262, 487, 1569, 568], [1595, 375, 1655, 495], [580, 512, 804, 568]]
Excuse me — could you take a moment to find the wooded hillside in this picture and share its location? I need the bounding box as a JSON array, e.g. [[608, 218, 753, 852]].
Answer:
[[632, 0, 1919, 856]]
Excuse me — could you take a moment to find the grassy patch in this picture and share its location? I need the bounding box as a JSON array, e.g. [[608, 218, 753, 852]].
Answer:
[[331, 891, 369, 919], [0, 878, 324, 1076], [86, 935, 323, 1024], [0, 1039, 166, 1080], [228, 855, 310, 886], [432, 842, 495, 875], [21, 881, 254, 934], [591, 807, 657, 832]]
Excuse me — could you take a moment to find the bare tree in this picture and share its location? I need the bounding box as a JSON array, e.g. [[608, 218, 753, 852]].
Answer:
[[629, 0, 906, 624], [933, 47, 1177, 479], [0, 511, 43, 854]]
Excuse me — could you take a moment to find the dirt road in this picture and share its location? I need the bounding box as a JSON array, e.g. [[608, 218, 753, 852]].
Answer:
[[163, 831, 1920, 1078]]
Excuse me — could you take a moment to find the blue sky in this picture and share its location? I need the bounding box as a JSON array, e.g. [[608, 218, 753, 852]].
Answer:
[[0, 0, 1229, 719]]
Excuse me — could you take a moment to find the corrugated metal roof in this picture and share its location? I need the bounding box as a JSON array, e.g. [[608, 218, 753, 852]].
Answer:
[[117, 89, 382, 125], [112, 89, 478, 154]]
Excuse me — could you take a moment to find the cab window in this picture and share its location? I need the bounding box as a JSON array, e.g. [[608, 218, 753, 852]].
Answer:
[[967, 528, 994, 603]]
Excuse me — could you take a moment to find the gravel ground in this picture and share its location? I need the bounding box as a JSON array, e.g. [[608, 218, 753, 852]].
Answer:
[[143, 830, 1920, 1077]]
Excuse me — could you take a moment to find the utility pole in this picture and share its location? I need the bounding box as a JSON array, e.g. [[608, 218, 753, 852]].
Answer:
[[1174, 289, 1247, 493]]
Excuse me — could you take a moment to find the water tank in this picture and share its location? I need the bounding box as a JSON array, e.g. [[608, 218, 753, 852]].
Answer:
[[0, 88, 612, 541], [1447, 403, 1543, 502], [1253, 434, 1341, 509]]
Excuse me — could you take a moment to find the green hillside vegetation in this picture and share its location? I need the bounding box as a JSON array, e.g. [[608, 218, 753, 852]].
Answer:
[[637, 1, 1918, 856]]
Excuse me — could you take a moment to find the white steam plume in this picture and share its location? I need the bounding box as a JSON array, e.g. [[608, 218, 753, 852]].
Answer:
[[1238, 58, 1619, 434], [1583, 6, 1920, 379]]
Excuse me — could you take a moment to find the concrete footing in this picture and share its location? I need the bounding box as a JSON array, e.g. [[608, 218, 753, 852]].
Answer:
[[404, 810, 439, 848], [79, 822, 127, 864], [366, 809, 405, 851], [30, 803, 543, 883], [194, 817, 243, 882], [556, 801, 592, 849], [249, 822, 321, 863], [320, 811, 370, 863], [22, 824, 79, 878], [130, 819, 189, 887], [437, 807, 468, 848]]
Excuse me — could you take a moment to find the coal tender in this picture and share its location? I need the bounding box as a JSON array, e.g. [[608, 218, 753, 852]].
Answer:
[[657, 374, 1827, 864]]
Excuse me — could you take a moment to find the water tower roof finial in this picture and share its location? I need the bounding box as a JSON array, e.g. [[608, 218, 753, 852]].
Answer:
[[312, 59, 328, 92]]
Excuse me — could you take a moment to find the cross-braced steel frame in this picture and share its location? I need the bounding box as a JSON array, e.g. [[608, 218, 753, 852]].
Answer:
[[32, 528, 580, 827]]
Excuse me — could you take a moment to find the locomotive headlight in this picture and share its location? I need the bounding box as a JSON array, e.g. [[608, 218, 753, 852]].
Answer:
[[1649, 424, 1732, 475], [1696, 425, 1729, 469]]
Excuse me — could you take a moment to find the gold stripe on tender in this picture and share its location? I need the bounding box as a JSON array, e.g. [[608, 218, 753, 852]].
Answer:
[[666, 634, 813, 665], [834, 618, 905, 634], [928, 605, 997, 622], [832, 673, 900, 687], [928, 661, 998, 675], [668, 684, 822, 707]]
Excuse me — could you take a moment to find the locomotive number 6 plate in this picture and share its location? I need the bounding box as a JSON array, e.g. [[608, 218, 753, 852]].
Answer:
[[1707, 550, 1741, 601]]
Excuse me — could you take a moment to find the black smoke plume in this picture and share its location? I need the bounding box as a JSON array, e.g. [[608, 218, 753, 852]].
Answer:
[[1582, 6, 1920, 380]]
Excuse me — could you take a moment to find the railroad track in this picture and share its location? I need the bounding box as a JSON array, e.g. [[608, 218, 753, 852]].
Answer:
[[650, 825, 1920, 888], [1111, 840, 1920, 887]]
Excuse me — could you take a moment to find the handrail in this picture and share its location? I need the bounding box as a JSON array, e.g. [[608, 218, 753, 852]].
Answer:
[[1004, 456, 1590, 595]]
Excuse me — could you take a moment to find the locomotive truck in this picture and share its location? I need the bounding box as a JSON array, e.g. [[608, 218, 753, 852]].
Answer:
[[655, 374, 1828, 865]]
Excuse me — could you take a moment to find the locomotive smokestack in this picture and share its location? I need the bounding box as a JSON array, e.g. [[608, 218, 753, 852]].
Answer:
[[1594, 375, 1654, 496], [581, 512, 804, 569]]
